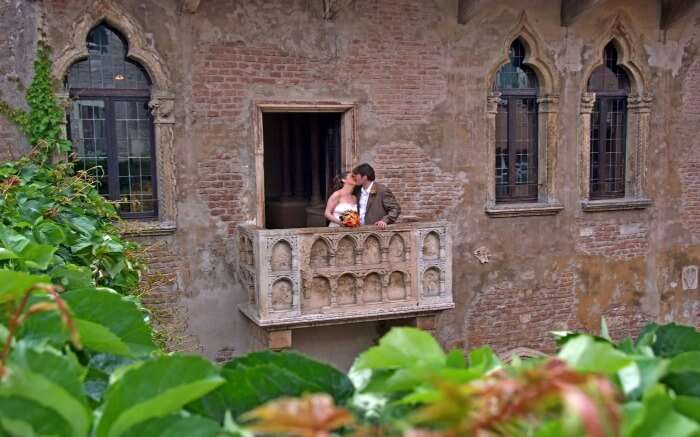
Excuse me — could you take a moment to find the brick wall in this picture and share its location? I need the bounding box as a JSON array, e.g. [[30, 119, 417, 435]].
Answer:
[[680, 161, 700, 239], [466, 270, 580, 354], [138, 237, 201, 352], [194, 43, 337, 122], [372, 142, 464, 220], [339, 0, 448, 124], [576, 220, 650, 260], [197, 149, 249, 237]]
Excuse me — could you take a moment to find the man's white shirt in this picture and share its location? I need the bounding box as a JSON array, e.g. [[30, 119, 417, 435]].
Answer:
[[358, 181, 374, 225]]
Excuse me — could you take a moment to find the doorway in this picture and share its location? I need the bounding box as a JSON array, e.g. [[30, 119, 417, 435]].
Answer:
[[263, 112, 342, 229]]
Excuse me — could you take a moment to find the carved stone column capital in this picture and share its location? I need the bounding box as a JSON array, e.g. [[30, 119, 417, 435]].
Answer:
[[536, 94, 559, 113], [487, 92, 503, 114], [627, 94, 652, 113], [149, 94, 175, 124], [580, 92, 596, 114]]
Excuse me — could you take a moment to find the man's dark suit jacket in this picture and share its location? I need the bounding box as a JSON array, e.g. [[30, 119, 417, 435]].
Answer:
[[357, 182, 401, 225]]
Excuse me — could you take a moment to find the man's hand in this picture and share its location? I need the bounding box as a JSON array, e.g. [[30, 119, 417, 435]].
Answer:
[[374, 220, 388, 230]]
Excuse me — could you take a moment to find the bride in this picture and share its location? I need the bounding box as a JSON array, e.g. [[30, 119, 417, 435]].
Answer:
[[324, 171, 358, 227]]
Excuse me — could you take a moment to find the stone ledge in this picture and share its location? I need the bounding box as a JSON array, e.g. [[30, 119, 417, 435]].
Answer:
[[118, 220, 177, 238], [581, 198, 652, 213], [485, 202, 564, 218], [239, 302, 454, 330]]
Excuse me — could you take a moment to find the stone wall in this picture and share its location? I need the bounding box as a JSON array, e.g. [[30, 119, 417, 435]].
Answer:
[[0, 0, 696, 369]]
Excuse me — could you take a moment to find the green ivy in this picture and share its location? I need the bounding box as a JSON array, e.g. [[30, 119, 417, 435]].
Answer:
[[0, 44, 71, 158]]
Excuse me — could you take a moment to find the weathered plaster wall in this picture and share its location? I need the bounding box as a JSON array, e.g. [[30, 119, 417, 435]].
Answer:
[[0, 0, 37, 160], [10, 0, 699, 369]]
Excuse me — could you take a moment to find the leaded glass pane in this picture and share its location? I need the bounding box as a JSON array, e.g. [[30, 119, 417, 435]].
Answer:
[[66, 24, 150, 90], [494, 39, 538, 91], [114, 100, 155, 214], [587, 43, 630, 92], [70, 100, 109, 196]]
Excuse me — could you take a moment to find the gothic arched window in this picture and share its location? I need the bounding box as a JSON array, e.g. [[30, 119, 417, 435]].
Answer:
[[66, 23, 156, 217], [494, 39, 539, 202], [587, 42, 630, 199]]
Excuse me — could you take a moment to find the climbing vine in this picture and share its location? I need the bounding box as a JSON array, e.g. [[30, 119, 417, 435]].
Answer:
[[0, 43, 71, 159]]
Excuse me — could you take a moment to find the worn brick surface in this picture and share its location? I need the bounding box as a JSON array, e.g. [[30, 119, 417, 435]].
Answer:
[[197, 149, 248, 237], [373, 142, 463, 220], [138, 237, 202, 353], [466, 270, 581, 354], [576, 221, 650, 260]]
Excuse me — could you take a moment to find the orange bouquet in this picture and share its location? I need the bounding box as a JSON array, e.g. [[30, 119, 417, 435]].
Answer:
[[340, 211, 361, 228]]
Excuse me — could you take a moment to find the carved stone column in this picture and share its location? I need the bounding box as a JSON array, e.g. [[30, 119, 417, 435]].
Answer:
[[485, 92, 503, 207], [148, 92, 177, 224], [579, 92, 596, 200], [292, 119, 304, 199], [281, 117, 292, 199], [537, 94, 559, 203], [309, 114, 322, 206], [627, 94, 652, 198]]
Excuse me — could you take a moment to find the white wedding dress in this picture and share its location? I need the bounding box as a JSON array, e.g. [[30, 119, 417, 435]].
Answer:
[[329, 202, 358, 227]]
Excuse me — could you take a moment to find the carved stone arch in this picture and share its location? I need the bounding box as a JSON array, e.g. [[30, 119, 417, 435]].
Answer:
[[485, 12, 559, 96], [54, 1, 177, 232], [578, 13, 652, 207], [52, 1, 171, 92], [484, 12, 563, 216], [580, 14, 647, 95]]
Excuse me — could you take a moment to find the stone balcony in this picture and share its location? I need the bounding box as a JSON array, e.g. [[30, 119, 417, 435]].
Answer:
[[237, 221, 454, 349]]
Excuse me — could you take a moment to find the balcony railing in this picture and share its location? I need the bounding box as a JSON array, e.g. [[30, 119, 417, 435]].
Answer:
[[237, 221, 454, 329]]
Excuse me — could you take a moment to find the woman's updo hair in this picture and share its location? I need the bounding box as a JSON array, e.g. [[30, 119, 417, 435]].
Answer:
[[332, 171, 352, 192]]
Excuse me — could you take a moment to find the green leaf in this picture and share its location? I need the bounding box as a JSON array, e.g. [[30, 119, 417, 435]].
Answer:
[[0, 396, 72, 437], [191, 350, 354, 421], [468, 346, 502, 373], [20, 288, 156, 357], [558, 335, 632, 373], [674, 396, 700, 423], [20, 242, 56, 270], [618, 357, 669, 400], [0, 344, 90, 437], [664, 352, 700, 397], [120, 414, 223, 437], [623, 385, 700, 437], [64, 288, 155, 357], [0, 270, 50, 303], [96, 355, 224, 437], [0, 248, 17, 260], [648, 324, 700, 358], [353, 327, 446, 371], [50, 264, 93, 290], [34, 221, 66, 245], [446, 349, 466, 368]]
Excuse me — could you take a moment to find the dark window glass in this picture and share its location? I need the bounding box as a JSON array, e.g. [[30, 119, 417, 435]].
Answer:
[[66, 24, 156, 218], [67, 25, 150, 90], [587, 42, 629, 199], [494, 39, 539, 203]]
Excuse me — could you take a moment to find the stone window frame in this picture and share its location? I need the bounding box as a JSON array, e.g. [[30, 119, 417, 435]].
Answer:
[[52, 3, 176, 236], [252, 101, 359, 228], [485, 18, 563, 218], [578, 18, 652, 213]]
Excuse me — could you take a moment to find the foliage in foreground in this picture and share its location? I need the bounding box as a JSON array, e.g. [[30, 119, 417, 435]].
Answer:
[[2, 269, 700, 437]]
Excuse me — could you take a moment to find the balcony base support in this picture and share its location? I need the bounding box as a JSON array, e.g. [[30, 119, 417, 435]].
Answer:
[[250, 322, 293, 351]]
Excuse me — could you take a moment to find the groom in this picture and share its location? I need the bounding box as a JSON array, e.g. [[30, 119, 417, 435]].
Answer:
[[352, 163, 401, 229]]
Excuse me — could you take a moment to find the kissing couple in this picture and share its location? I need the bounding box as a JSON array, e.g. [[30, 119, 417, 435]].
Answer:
[[324, 163, 401, 229]]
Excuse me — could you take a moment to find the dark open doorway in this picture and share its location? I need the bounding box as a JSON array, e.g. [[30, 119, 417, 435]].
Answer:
[[263, 112, 342, 229]]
